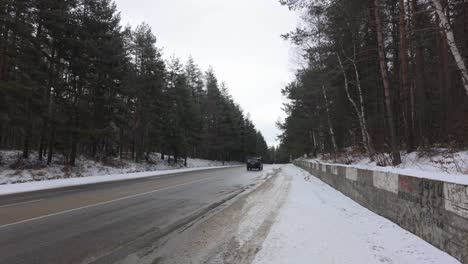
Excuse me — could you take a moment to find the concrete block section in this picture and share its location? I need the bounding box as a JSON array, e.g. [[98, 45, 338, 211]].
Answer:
[[444, 183, 468, 219], [345, 167, 358, 181], [331, 166, 338, 175], [399, 175, 416, 193], [398, 176, 422, 204], [373, 171, 399, 194], [294, 161, 468, 263], [357, 169, 373, 186]]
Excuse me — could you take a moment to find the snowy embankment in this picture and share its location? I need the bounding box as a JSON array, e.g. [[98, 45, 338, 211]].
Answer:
[[0, 150, 240, 186], [306, 149, 468, 185], [253, 165, 460, 264], [0, 166, 236, 196]]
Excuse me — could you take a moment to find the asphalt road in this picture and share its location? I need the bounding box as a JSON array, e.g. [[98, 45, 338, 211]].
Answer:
[[0, 166, 269, 264]]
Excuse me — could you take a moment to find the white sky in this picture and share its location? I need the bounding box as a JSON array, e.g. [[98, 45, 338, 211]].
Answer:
[[113, 0, 298, 146]]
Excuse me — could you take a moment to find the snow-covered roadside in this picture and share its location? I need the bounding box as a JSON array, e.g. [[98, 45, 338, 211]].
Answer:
[[0, 150, 240, 185], [0, 165, 238, 196], [304, 149, 468, 185], [253, 165, 460, 264]]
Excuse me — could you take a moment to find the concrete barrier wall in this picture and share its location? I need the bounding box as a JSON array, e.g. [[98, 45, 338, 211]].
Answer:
[[294, 160, 468, 263]]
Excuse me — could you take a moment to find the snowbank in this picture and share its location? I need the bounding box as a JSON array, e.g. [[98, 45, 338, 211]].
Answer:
[[0, 165, 238, 196], [305, 149, 468, 185], [253, 165, 460, 264], [0, 151, 240, 185]]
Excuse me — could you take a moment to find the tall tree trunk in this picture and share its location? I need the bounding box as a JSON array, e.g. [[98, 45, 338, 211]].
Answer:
[[46, 86, 55, 165], [174, 151, 178, 165], [131, 139, 135, 160], [411, 0, 427, 145], [336, 53, 375, 158], [47, 126, 55, 165], [373, 0, 402, 165], [22, 100, 32, 159], [69, 75, 81, 166], [38, 132, 45, 161], [399, 0, 415, 152], [91, 139, 97, 158], [321, 83, 338, 154], [22, 127, 31, 159], [310, 129, 317, 157], [431, 0, 468, 96], [70, 135, 78, 167], [134, 98, 144, 162], [0, 0, 7, 149], [119, 127, 124, 159], [0, 1, 12, 81], [441, 26, 452, 135], [433, 19, 446, 141], [407, 0, 416, 145], [69, 113, 79, 167], [0, 123, 3, 149], [352, 56, 374, 156], [0, 1, 5, 81]]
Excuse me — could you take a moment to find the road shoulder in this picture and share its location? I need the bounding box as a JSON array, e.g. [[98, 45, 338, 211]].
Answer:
[[118, 166, 290, 264]]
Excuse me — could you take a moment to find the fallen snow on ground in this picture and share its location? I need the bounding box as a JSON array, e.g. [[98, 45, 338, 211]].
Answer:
[[0, 151, 240, 185], [306, 149, 468, 185], [253, 165, 460, 264], [0, 166, 238, 196]]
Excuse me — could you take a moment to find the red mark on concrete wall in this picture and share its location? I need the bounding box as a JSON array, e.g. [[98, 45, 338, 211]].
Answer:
[[400, 176, 412, 192]]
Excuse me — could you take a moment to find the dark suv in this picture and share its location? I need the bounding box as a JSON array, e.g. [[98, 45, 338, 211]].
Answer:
[[246, 157, 263, 171]]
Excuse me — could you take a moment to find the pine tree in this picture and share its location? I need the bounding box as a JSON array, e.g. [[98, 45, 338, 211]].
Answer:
[[278, 0, 468, 162], [0, 0, 271, 167], [129, 23, 165, 162], [184, 56, 204, 157]]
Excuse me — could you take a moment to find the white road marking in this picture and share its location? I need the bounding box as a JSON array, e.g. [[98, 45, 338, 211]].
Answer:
[[0, 176, 218, 229], [0, 199, 44, 208]]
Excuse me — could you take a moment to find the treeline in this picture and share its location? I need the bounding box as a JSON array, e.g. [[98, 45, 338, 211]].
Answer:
[[0, 0, 269, 166], [278, 0, 468, 165], [267, 144, 291, 164]]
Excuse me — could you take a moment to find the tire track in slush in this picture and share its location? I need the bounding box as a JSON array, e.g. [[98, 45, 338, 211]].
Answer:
[[125, 167, 290, 264]]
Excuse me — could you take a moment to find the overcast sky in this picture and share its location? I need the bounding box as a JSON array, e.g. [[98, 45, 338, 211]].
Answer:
[[113, 0, 298, 146]]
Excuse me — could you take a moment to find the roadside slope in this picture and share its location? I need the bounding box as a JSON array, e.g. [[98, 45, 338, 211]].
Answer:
[[0, 165, 239, 196], [0, 150, 241, 185]]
